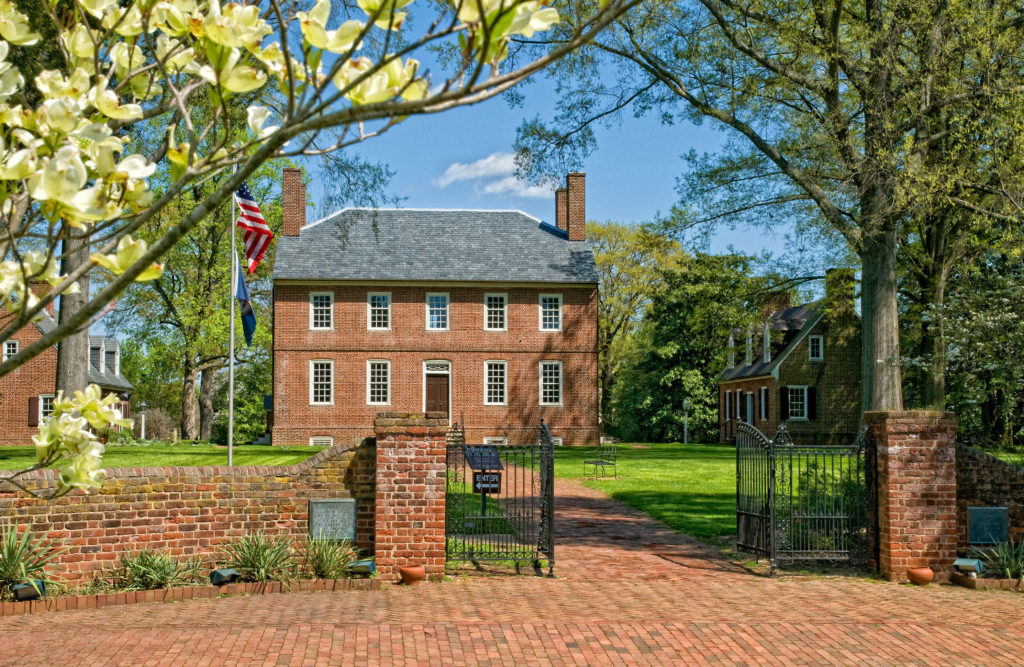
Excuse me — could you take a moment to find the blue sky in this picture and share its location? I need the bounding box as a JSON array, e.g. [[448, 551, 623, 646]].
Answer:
[[311, 74, 793, 259]]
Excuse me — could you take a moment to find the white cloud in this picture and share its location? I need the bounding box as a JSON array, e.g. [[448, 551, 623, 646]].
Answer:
[[435, 152, 553, 199], [436, 152, 516, 187], [480, 175, 553, 199]]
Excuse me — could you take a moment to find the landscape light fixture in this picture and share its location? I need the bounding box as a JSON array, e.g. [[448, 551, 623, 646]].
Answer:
[[209, 568, 241, 586], [11, 580, 45, 601], [953, 558, 984, 577]]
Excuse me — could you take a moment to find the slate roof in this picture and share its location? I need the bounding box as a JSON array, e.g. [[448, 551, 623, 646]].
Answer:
[[31, 315, 134, 392], [719, 301, 824, 382], [273, 208, 598, 284]]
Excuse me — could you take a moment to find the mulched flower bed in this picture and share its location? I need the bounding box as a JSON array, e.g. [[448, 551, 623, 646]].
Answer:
[[950, 572, 1022, 591], [0, 578, 380, 617]]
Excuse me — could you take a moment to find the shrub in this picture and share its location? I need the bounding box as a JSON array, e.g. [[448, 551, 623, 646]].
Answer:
[[980, 539, 1024, 582], [301, 534, 358, 579], [0, 522, 66, 596], [219, 532, 295, 582], [115, 548, 186, 590]]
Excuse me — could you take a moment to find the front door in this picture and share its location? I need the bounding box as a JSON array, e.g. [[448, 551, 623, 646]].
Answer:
[[426, 374, 449, 415]]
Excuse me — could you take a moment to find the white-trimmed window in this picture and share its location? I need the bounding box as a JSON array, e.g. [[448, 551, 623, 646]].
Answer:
[[367, 360, 390, 405], [367, 292, 391, 330], [808, 335, 824, 361], [2, 340, 17, 360], [39, 394, 55, 421], [426, 293, 449, 330], [484, 293, 507, 331], [724, 391, 731, 420], [539, 361, 562, 405], [759, 386, 768, 421], [483, 436, 507, 446], [310, 436, 334, 447], [310, 360, 333, 405], [788, 386, 808, 420], [485, 361, 507, 405], [310, 292, 334, 330], [539, 294, 562, 331]]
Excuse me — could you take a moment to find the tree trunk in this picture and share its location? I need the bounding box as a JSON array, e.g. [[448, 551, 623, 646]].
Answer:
[[860, 226, 904, 413], [198, 366, 218, 440], [181, 362, 198, 440], [55, 228, 90, 395]]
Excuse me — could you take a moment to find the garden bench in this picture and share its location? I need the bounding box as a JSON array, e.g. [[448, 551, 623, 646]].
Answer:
[[583, 443, 618, 479]]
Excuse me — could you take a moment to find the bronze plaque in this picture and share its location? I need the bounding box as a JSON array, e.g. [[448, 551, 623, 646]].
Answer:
[[309, 498, 357, 542]]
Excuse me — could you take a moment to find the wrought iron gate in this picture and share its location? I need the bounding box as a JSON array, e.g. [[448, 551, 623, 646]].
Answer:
[[736, 422, 874, 571], [445, 422, 555, 575]]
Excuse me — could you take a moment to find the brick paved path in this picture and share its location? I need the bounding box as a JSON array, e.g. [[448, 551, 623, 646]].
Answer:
[[1, 479, 1022, 665]]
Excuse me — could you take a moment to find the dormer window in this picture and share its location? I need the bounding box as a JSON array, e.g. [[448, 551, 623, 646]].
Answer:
[[763, 326, 771, 364], [745, 327, 753, 364], [90, 343, 103, 373], [728, 333, 735, 369], [105, 348, 118, 375]]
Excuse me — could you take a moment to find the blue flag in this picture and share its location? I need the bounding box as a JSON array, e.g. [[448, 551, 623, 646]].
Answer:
[[235, 254, 256, 346]]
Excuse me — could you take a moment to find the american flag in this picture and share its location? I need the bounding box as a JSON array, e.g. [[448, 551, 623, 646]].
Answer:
[[234, 182, 273, 274]]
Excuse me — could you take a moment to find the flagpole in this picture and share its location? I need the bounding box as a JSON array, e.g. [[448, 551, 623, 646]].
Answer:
[[228, 167, 236, 467]]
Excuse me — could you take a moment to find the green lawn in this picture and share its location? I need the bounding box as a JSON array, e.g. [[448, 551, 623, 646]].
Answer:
[[993, 450, 1024, 467], [554, 442, 736, 544], [0, 443, 326, 471]]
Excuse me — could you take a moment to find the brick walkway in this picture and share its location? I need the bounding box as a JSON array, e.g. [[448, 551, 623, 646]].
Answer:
[[1, 480, 1022, 665]]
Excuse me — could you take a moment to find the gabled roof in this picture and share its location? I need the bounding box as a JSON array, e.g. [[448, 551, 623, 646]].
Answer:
[[273, 208, 598, 284], [31, 315, 133, 393], [719, 301, 824, 382]]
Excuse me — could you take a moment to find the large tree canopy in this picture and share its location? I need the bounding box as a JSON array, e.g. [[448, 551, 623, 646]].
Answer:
[[517, 0, 1024, 412]]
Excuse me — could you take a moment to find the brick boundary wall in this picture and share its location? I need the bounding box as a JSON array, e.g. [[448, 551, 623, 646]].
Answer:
[[955, 444, 1024, 548], [865, 410, 958, 583], [0, 439, 375, 584], [373, 412, 448, 579]]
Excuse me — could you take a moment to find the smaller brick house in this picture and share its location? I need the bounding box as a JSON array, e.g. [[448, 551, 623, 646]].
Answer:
[[0, 308, 133, 447], [718, 269, 860, 445]]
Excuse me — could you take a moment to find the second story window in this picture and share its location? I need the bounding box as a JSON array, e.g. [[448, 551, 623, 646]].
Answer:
[[808, 335, 824, 361], [310, 360, 333, 405], [2, 340, 17, 360], [485, 293, 507, 331], [426, 293, 449, 330], [310, 292, 333, 330], [368, 292, 391, 330], [539, 294, 562, 331]]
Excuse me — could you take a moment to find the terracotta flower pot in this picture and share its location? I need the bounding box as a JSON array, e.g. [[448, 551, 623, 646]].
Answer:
[[398, 565, 426, 586], [907, 566, 934, 586]]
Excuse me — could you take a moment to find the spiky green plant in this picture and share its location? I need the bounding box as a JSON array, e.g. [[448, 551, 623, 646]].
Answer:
[[980, 539, 1024, 582], [301, 534, 358, 580], [0, 521, 66, 595], [218, 532, 295, 582], [115, 548, 186, 590]]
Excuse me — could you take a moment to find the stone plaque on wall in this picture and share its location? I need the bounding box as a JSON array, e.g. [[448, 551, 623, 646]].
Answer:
[[968, 506, 1008, 545], [309, 498, 357, 542]]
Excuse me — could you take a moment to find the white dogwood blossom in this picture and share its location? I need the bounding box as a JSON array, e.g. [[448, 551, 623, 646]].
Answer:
[[0, 0, 620, 490]]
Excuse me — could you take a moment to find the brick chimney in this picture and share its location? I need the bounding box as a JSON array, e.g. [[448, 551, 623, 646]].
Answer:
[[566, 172, 585, 241], [282, 167, 305, 237], [555, 187, 567, 232], [825, 268, 856, 313]]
